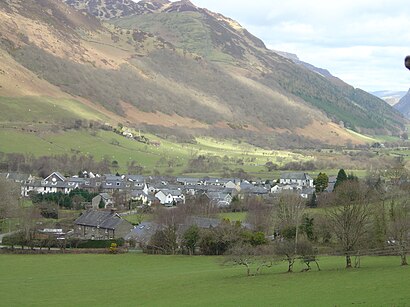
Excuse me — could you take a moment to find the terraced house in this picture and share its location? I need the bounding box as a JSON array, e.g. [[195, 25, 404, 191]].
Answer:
[[74, 209, 134, 240]]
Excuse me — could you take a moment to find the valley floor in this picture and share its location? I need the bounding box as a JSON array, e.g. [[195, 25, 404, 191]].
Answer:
[[0, 254, 408, 306]]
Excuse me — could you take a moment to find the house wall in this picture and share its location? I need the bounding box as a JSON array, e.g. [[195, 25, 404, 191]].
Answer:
[[74, 225, 115, 240]]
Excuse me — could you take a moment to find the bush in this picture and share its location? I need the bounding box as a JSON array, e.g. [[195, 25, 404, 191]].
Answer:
[[76, 239, 125, 249]]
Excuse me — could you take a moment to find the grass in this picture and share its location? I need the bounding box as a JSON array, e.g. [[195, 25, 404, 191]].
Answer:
[[0, 254, 408, 306], [219, 212, 247, 222], [0, 128, 311, 175], [0, 96, 106, 123], [122, 213, 153, 225]]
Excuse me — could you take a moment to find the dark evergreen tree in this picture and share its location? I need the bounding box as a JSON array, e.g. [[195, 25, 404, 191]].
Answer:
[[314, 172, 329, 193], [334, 169, 348, 190]]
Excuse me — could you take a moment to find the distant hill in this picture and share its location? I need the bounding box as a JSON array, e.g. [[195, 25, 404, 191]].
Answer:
[[372, 90, 407, 106], [394, 89, 410, 119], [274, 51, 334, 79], [0, 0, 406, 149]]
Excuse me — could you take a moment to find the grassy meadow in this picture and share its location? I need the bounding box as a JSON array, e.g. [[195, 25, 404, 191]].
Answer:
[[0, 96, 107, 123], [0, 254, 408, 306], [0, 127, 310, 176]]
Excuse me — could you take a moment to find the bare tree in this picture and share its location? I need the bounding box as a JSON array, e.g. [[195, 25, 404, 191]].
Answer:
[[224, 243, 274, 276], [0, 178, 21, 223], [326, 181, 371, 268], [275, 191, 305, 249], [151, 207, 188, 254], [18, 206, 42, 249], [246, 197, 273, 234], [388, 199, 410, 266], [274, 239, 298, 273], [182, 195, 218, 218], [385, 157, 409, 186]]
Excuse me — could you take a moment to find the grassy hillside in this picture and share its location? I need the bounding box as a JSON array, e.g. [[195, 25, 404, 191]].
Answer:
[[0, 96, 107, 123], [0, 254, 408, 306], [0, 128, 310, 175], [0, 0, 406, 156], [110, 8, 406, 135]]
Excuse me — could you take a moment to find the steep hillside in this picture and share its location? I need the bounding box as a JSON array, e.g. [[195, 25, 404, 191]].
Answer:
[[0, 0, 406, 151], [108, 0, 405, 135]]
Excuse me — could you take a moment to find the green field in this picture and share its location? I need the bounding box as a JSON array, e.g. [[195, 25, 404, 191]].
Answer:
[[219, 212, 247, 222], [0, 254, 408, 306], [0, 96, 106, 123], [0, 128, 310, 176]]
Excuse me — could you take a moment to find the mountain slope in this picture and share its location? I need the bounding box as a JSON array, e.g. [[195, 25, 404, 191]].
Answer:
[[395, 88, 410, 119], [107, 0, 405, 134], [0, 0, 406, 149]]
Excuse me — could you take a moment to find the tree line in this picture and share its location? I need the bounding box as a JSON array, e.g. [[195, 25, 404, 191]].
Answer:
[[140, 168, 410, 275]]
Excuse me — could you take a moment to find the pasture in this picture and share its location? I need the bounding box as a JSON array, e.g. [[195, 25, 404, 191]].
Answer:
[[0, 128, 309, 176], [0, 254, 408, 306]]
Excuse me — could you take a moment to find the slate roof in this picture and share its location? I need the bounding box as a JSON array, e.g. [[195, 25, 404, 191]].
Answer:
[[280, 172, 312, 180], [126, 175, 145, 182], [124, 222, 158, 243], [203, 178, 231, 185], [67, 177, 86, 183], [75, 210, 125, 230], [176, 177, 202, 184], [206, 191, 230, 200], [99, 193, 112, 200], [104, 174, 123, 181], [45, 171, 66, 182], [130, 190, 147, 198], [158, 189, 183, 196], [185, 216, 221, 228], [6, 173, 31, 182]]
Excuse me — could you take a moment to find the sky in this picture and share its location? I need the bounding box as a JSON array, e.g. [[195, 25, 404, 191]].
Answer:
[[190, 0, 410, 92]]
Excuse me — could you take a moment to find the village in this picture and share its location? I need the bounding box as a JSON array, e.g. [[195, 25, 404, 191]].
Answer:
[[1, 170, 326, 246]]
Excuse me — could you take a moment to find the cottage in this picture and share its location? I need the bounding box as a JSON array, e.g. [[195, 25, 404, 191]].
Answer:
[[176, 177, 202, 186], [74, 209, 134, 240], [279, 172, 314, 188], [91, 193, 114, 209], [130, 190, 151, 206], [24, 172, 72, 196], [205, 191, 232, 207], [155, 189, 185, 206], [125, 175, 146, 188]]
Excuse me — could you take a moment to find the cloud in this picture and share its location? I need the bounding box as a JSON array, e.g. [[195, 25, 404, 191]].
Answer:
[[192, 0, 410, 91]]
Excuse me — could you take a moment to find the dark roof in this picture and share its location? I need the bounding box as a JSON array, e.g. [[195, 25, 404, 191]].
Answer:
[[130, 190, 147, 198], [45, 171, 66, 182], [6, 173, 31, 182], [75, 210, 127, 230], [204, 178, 231, 184], [104, 174, 123, 181], [206, 191, 231, 200], [280, 172, 312, 180], [177, 177, 202, 184], [126, 175, 145, 182], [67, 177, 86, 183], [124, 222, 158, 243], [186, 216, 221, 228]]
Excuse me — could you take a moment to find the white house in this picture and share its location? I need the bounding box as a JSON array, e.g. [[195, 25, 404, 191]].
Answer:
[[155, 189, 185, 206], [279, 172, 314, 188]]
